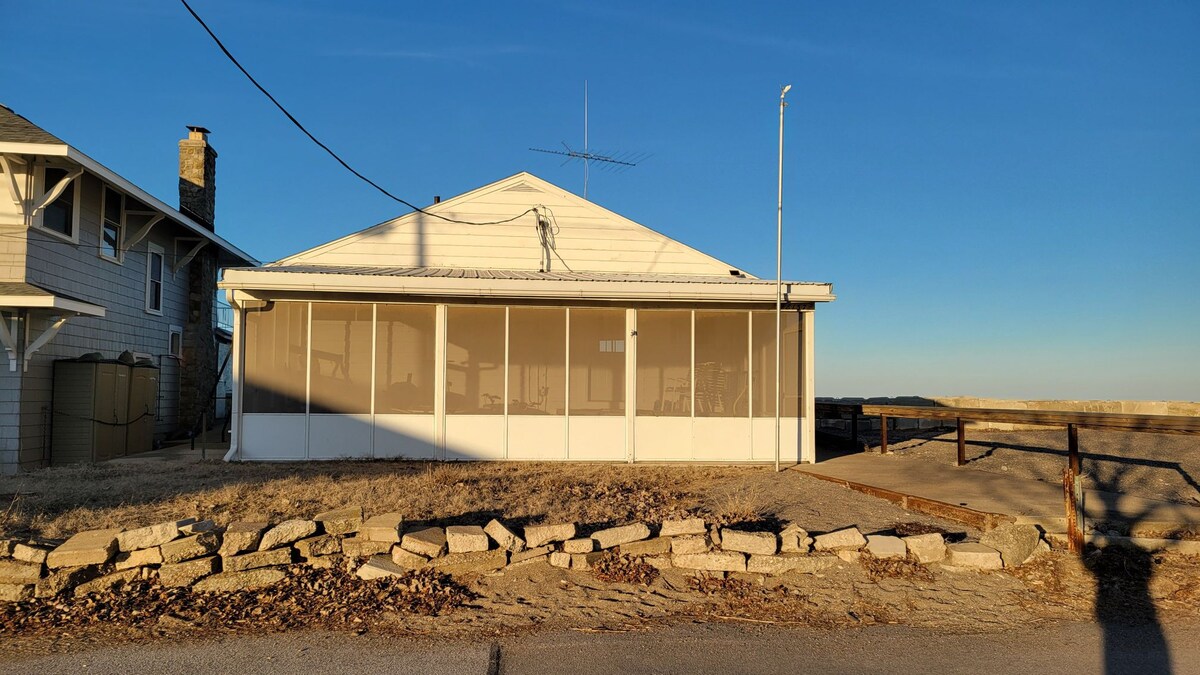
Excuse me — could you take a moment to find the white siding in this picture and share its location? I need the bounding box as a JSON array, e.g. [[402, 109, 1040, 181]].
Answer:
[[277, 173, 744, 276]]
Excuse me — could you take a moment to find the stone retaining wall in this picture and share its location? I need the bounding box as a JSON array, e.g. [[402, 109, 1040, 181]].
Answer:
[[0, 508, 1054, 604], [819, 396, 1200, 432]]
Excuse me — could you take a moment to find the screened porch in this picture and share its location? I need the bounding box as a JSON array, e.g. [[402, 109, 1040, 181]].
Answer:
[[235, 300, 808, 463]]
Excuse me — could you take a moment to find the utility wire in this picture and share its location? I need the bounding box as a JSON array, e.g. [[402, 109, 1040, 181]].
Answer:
[[178, 0, 534, 227]]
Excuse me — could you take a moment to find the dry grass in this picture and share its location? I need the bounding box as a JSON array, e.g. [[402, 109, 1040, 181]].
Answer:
[[0, 458, 973, 541], [0, 460, 744, 538]]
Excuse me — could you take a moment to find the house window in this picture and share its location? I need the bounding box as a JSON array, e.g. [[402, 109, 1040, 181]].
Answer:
[[39, 167, 78, 240], [100, 187, 123, 262], [146, 243, 164, 314], [168, 325, 183, 358]]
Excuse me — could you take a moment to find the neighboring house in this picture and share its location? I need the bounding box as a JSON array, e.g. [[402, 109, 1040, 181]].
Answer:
[[0, 105, 256, 473], [220, 172, 834, 464]]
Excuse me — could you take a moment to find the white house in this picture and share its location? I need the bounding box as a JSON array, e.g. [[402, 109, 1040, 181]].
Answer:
[[219, 173, 834, 464]]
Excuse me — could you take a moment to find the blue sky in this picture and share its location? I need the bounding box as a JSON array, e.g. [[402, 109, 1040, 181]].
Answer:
[[5, 1, 1198, 400]]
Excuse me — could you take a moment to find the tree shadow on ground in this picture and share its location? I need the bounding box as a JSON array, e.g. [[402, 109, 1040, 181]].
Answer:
[[1075, 435, 1171, 673]]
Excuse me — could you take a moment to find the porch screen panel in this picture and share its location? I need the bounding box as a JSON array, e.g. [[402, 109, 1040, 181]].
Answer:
[[694, 311, 749, 417], [243, 301, 308, 414], [508, 307, 566, 415], [308, 303, 372, 414], [751, 311, 800, 417], [375, 304, 436, 413], [568, 308, 625, 416], [635, 310, 691, 417], [446, 306, 505, 414]]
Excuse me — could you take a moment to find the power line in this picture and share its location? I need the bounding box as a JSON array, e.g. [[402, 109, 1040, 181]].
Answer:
[[178, 0, 533, 227]]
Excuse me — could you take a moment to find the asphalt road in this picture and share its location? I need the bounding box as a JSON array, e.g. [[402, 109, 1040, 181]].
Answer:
[[4, 620, 1196, 674]]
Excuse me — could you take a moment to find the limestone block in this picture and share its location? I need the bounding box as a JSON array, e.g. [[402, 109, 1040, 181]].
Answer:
[[314, 506, 364, 535], [295, 535, 342, 559], [306, 555, 343, 570], [672, 535, 708, 555], [563, 538, 596, 554], [0, 583, 33, 603], [865, 535, 907, 560], [259, 520, 318, 551], [659, 518, 706, 537], [812, 528, 866, 552], [621, 538, 672, 556], [779, 524, 813, 554], [506, 554, 550, 569], [72, 568, 140, 597], [428, 549, 508, 575], [117, 520, 186, 552], [549, 551, 572, 568], [361, 512, 404, 543], [571, 552, 604, 571], [47, 529, 120, 569], [836, 550, 861, 563], [484, 519, 525, 553], [944, 543, 1003, 570], [356, 555, 411, 580], [193, 568, 287, 593], [225, 547, 293, 573], [342, 537, 393, 558], [401, 527, 447, 558], [747, 554, 837, 575], [525, 523, 576, 549], [35, 565, 100, 598], [219, 522, 268, 557], [159, 556, 219, 587], [592, 523, 651, 550], [979, 523, 1042, 568], [672, 551, 747, 572], [391, 546, 430, 569], [115, 547, 163, 571], [644, 555, 673, 570], [179, 519, 217, 535], [510, 545, 553, 564], [0, 559, 42, 584], [720, 529, 778, 555], [446, 525, 490, 554], [903, 533, 947, 564], [12, 542, 53, 565], [161, 531, 220, 564]]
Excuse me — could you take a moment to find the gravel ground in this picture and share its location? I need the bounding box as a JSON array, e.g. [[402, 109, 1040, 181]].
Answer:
[[848, 428, 1200, 506]]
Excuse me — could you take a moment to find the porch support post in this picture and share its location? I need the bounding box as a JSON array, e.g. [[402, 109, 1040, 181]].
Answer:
[[800, 308, 815, 464]]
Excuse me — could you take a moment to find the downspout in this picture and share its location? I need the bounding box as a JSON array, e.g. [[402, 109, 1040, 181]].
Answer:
[[222, 297, 263, 462]]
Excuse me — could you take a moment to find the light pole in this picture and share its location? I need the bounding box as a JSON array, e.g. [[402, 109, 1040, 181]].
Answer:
[[775, 84, 791, 473]]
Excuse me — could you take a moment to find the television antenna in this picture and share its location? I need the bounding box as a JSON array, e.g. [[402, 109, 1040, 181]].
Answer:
[[530, 81, 649, 198]]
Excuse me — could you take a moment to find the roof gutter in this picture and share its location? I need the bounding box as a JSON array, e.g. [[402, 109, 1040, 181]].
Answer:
[[220, 269, 835, 304]]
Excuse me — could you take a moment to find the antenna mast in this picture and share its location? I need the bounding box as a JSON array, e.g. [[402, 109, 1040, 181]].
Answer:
[[530, 82, 650, 197]]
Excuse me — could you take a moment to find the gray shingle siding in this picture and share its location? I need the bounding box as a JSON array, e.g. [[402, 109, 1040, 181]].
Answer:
[[0, 172, 202, 472]]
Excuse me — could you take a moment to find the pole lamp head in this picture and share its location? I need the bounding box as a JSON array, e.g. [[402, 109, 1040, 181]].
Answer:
[[781, 84, 792, 98]]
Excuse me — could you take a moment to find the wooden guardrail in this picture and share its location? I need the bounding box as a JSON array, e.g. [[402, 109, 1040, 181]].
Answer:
[[816, 402, 1200, 552]]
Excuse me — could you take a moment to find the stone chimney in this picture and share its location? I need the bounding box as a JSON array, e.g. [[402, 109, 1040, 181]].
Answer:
[[178, 125, 216, 230]]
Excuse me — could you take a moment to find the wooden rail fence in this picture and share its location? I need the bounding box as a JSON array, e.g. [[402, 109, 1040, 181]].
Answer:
[[816, 403, 1200, 552]]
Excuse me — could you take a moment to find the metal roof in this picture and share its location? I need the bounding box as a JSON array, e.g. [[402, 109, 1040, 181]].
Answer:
[[0, 105, 63, 145], [249, 264, 829, 287]]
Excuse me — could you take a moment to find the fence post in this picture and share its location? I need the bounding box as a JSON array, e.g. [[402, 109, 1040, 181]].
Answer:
[[1067, 423, 1080, 475], [1063, 465, 1085, 553], [880, 415, 888, 454], [956, 417, 966, 466]]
